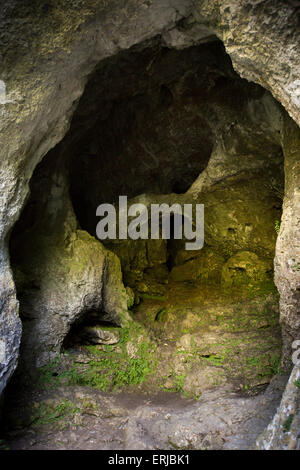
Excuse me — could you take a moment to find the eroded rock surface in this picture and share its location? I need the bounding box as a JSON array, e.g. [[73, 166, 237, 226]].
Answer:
[[256, 366, 300, 450], [275, 116, 300, 363], [10, 151, 129, 369]]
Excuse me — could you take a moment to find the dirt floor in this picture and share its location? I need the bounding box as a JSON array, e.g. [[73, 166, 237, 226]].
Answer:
[[0, 280, 285, 450], [1, 376, 288, 450]]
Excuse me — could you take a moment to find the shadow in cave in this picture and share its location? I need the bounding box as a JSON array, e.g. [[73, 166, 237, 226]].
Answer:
[[7, 38, 285, 408]]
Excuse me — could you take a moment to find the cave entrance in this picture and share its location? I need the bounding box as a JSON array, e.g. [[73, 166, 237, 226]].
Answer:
[[9, 38, 285, 396]]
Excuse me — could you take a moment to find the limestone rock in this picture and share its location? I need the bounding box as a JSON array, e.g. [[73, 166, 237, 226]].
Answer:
[[80, 327, 119, 346], [0, 271, 22, 395], [126, 335, 145, 359], [15, 229, 127, 368], [221, 251, 272, 288], [255, 366, 300, 450], [105, 238, 168, 289], [274, 116, 300, 363], [126, 342, 139, 360], [184, 365, 226, 397], [170, 248, 224, 283], [0, 0, 195, 396], [193, 0, 300, 128], [10, 153, 129, 369], [125, 287, 135, 309]]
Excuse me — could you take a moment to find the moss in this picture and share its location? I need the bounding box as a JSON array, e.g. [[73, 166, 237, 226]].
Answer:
[[161, 370, 188, 395], [140, 293, 166, 301], [179, 330, 282, 390], [294, 379, 300, 389], [221, 252, 273, 288], [30, 400, 80, 429], [155, 308, 167, 323], [204, 355, 224, 367], [37, 356, 61, 389], [38, 322, 157, 392], [215, 305, 279, 332], [282, 414, 294, 433], [171, 372, 187, 394]]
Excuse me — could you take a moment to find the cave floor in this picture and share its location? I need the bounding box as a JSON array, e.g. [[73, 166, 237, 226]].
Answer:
[[1, 280, 284, 450], [132, 280, 282, 395], [2, 375, 288, 450]]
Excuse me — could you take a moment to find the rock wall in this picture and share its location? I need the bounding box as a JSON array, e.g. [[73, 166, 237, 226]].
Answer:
[[275, 115, 300, 364], [59, 39, 284, 300], [10, 149, 129, 370], [255, 365, 300, 450], [191, 0, 300, 128]]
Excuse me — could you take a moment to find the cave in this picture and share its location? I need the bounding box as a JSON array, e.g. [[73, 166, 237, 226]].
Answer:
[[9, 38, 285, 389], [1, 0, 300, 451]]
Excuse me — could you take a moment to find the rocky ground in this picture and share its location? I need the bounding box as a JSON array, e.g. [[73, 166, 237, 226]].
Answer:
[[0, 279, 286, 450], [132, 280, 282, 395], [0, 376, 288, 450]]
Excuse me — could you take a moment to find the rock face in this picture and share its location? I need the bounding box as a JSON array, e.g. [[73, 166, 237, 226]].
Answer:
[[13, 229, 128, 369], [275, 116, 300, 364], [57, 37, 285, 299], [191, 0, 300, 128], [221, 252, 272, 288], [10, 151, 129, 369], [170, 247, 224, 283], [68, 40, 283, 235], [255, 366, 300, 450], [0, 3, 299, 444], [0, 269, 21, 396]]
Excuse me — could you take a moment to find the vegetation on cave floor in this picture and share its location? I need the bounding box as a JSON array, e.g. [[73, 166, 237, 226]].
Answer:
[[4, 279, 281, 434], [37, 321, 157, 393], [33, 279, 282, 398], [130, 279, 282, 395], [29, 399, 81, 431]]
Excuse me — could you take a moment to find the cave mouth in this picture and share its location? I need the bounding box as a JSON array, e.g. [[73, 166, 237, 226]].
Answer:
[[9, 38, 285, 397]]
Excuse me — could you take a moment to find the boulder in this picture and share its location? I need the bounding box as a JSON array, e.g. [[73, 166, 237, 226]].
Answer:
[[80, 327, 120, 346], [221, 251, 273, 288]]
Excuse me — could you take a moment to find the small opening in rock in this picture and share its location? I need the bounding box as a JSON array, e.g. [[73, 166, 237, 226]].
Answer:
[[63, 311, 120, 350]]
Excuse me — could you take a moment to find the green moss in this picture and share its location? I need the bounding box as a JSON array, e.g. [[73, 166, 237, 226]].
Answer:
[[215, 305, 279, 332], [204, 354, 224, 367], [31, 400, 80, 429], [37, 356, 61, 389], [244, 279, 278, 298], [161, 370, 187, 394], [282, 414, 294, 433], [140, 293, 166, 301], [294, 379, 300, 389], [155, 308, 167, 323], [38, 323, 157, 392]]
